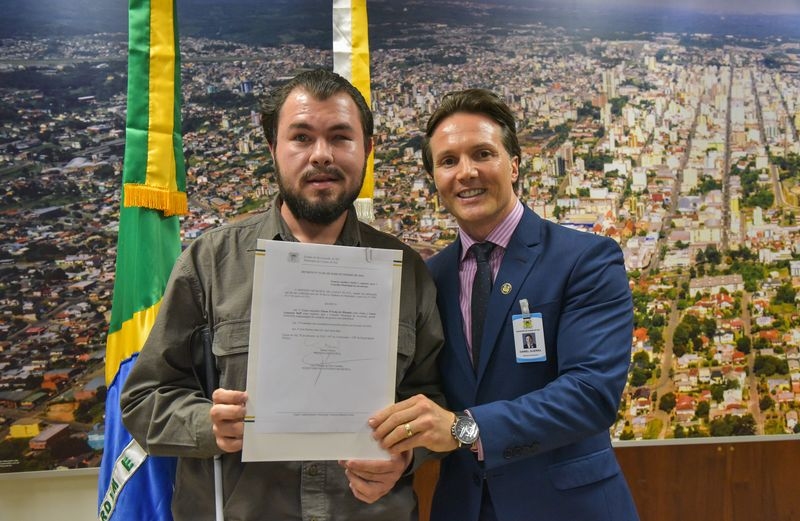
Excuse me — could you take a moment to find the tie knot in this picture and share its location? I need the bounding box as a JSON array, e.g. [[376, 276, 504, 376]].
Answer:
[[471, 242, 495, 263]]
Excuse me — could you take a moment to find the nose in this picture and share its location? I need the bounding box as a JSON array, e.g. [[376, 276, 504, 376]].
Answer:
[[310, 139, 333, 167], [455, 157, 478, 180]]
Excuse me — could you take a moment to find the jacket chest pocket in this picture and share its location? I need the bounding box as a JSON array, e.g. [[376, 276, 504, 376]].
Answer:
[[211, 319, 251, 391]]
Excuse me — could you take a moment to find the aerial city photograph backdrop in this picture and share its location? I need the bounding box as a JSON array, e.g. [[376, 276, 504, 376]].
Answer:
[[1, 0, 800, 475]]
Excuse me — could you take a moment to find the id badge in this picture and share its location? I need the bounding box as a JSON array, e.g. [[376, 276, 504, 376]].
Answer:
[[512, 310, 545, 363]]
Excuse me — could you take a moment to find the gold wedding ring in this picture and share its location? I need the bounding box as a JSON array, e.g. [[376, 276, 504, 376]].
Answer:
[[404, 422, 414, 438]]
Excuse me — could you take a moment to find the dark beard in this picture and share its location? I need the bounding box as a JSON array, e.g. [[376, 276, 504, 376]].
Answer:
[[276, 163, 365, 225]]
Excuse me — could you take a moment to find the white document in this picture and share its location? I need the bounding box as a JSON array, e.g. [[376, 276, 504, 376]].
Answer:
[[242, 239, 402, 461]]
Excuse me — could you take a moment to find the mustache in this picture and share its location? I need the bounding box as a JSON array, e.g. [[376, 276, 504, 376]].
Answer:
[[301, 166, 346, 182]]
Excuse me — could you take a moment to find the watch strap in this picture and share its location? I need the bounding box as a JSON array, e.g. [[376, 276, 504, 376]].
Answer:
[[450, 413, 463, 448]]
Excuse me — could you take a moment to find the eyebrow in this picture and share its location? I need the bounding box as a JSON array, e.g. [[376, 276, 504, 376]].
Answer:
[[287, 122, 357, 133], [434, 141, 498, 157]]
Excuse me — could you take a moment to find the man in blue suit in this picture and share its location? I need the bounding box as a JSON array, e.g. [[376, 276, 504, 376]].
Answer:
[[370, 88, 639, 521]]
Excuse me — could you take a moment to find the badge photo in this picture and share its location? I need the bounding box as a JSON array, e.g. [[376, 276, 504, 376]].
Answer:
[[512, 312, 545, 363]]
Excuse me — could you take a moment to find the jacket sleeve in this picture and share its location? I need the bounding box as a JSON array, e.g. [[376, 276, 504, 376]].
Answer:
[[120, 250, 221, 459], [471, 237, 633, 469], [395, 251, 447, 407], [395, 251, 448, 471]]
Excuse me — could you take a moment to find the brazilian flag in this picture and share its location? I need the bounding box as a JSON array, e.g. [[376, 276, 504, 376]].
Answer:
[[97, 0, 186, 519]]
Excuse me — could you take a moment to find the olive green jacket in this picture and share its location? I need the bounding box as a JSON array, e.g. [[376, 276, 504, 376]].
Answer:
[[121, 199, 445, 521]]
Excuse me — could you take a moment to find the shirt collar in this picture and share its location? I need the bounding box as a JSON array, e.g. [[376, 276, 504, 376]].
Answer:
[[458, 200, 524, 262], [258, 194, 362, 246]]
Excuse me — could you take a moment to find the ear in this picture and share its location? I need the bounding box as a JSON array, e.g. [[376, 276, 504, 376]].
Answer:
[[365, 137, 373, 157], [510, 155, 520, 184], [267, 142, 276, 160]]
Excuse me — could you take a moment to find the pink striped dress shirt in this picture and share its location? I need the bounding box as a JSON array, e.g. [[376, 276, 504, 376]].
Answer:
[[457, 200, 525, 363]]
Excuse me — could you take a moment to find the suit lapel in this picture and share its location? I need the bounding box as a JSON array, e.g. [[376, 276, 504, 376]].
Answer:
[[435, 243, 477, 381], [476, 208, 542, 380]]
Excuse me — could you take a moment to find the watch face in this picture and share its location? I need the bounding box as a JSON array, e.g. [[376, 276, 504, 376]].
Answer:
[[455, 416, 479, 444]]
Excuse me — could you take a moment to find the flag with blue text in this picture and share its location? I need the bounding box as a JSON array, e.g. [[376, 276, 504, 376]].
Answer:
[[97, 0, 186, 519]]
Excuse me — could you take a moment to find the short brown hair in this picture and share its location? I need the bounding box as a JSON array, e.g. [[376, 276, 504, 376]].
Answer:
[[260, 68, 373, 151], [422, 88, 521, 190]]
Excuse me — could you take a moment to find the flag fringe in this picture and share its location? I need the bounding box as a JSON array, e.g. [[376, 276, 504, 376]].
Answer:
[[354, 197, 374, 222], [124, 184, 188, 216]]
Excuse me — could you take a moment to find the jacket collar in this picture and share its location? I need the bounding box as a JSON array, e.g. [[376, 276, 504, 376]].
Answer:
[[256, 194, 362, 246]]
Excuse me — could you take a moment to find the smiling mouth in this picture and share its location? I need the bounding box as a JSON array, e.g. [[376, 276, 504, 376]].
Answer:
[[457, 188, 485, 198]]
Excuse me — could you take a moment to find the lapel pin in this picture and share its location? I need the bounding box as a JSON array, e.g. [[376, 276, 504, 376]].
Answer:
[[500, 282, 512, 295]]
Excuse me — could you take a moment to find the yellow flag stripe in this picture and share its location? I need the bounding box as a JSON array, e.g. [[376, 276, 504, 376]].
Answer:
[[145, 0, 178, 193], [349, 0, 374, 200], [105, 300, 162, 385], [349, 1, 370, 105]]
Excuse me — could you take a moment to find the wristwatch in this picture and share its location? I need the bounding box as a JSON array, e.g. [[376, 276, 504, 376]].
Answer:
[[451, 411, 480, 448]]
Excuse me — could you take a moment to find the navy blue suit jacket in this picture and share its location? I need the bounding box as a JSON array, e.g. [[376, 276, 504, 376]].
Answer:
[[427, 206, 639, 521]]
